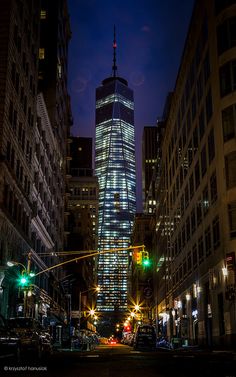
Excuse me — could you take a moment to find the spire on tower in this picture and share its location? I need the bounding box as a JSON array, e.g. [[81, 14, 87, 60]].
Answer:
[[112, 25, 117, 77]]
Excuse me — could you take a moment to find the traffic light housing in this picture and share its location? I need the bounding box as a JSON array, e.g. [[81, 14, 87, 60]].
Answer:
[[142, 251, 151, 267], [133, 249, 142, 265]]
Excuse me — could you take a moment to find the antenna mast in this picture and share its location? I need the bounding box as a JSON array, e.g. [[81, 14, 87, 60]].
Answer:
[[112, 25, 117, 77]]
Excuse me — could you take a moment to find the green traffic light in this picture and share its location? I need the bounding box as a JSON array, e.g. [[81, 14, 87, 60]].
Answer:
[[143, 259, 150, 267], [18, 275, 30, 287]]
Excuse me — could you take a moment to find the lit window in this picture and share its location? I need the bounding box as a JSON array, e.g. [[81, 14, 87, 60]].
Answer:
[[40, 10, 47, 19], [57, 63, 62, 78], [39, 48, 45, 59]]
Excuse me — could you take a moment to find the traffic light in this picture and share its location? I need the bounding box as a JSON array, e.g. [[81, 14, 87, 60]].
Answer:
[[142, 251, 151, 268], [17, 274, 30, 287], [132, 249, 142, 265]]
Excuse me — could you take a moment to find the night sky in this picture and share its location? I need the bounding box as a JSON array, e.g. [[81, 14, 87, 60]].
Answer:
[[67, 0, 195, 211]]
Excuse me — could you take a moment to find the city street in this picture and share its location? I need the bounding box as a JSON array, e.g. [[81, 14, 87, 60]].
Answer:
[[1, 343, 236, 377]]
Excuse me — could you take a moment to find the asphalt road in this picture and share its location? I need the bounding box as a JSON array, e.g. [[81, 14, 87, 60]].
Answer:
[[1, 343, 236, 377]]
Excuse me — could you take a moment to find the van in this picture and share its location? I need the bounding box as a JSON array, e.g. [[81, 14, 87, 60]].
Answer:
[[133, 325, 156, 350]]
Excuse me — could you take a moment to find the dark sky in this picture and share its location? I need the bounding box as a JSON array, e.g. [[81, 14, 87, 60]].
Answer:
[[67, 0, 195, 211]]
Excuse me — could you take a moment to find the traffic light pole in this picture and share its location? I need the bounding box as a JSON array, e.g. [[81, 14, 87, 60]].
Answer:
[[33, 245, 145, 277]]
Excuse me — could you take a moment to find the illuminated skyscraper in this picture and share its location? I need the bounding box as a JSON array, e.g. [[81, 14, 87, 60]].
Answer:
[[95, 29, 136, 313]]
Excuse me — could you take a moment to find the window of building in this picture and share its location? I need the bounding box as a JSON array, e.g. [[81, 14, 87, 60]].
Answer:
[[15, 72, 19, 93], [185, 185, 189, 208], [181, 194, 185, 216], [205, 226, 212, 257], [198, 235, 204, 264], [188, 141, 193, 167], [182, 122, 187, 147], [201, 145, 207, 177], [178, 233, 182, 253], [8, 101, 13, 124], [11, 62, 16, 84], [192, 93, 197, 122], [197, 198, 202, 225], [210, 171, 217, 204], [183, 259, 187, 277], [191, 207, 196, 234], [217, 16, 236, 55], [220, 60, 236, 97], [189, 173, 194, 200], [195, 161, 200, 188], [225, 151, 236, 189], [197, 70, 203, 104], [40, 10, 47, 19], [206, 88, 213, 123], [222, 104, 236, 142], [208, 128, 215, 163], [13, 110, 17, 130], [39, 48, 45, 59], [228, 201, 236, 238], [6, 141, 11, 162], [186, 216, 190, 241], [203, 185, 209, 216], [193, 127, 199, 153], [193, 243, 197, 267], [213, 216, 220, 250], [181, 95, 185, 119], [199, 108, 205, 140], [203, 51, 210, 84], [187, 251, 192, 272]]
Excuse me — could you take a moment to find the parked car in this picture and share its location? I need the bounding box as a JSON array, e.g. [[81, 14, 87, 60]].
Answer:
[[8, 317, 52, 359], [133, 325, 156, 351], [0, 315, 21, 362]]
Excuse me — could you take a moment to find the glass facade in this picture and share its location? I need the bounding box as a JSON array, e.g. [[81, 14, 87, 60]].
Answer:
[[95, 76, 136, 312]]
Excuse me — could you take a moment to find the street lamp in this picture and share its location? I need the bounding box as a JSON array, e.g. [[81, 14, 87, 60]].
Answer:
[[7, 261, 27, 270], [7, 258, 35, 317], [79, 286, 100, 331], [89, 309, 95, 316]]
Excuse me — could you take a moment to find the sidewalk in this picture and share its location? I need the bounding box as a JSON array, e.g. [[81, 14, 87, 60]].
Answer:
[[54, 341, 97, 353]]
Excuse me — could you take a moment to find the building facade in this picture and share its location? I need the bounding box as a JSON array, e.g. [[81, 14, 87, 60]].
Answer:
[[142, 126, 158, 213], [0, 0, 72, 326], [154, 0, 236, 348], [95, 34, 136, 313], [67, 137, 99, 312]]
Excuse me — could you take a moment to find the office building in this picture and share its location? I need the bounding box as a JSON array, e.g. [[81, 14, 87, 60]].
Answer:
[[95, 30, 136, 313]]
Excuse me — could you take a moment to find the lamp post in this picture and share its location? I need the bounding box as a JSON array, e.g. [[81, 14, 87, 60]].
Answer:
[[7, 254, 35, 317], [79, 286, 100, 332]]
